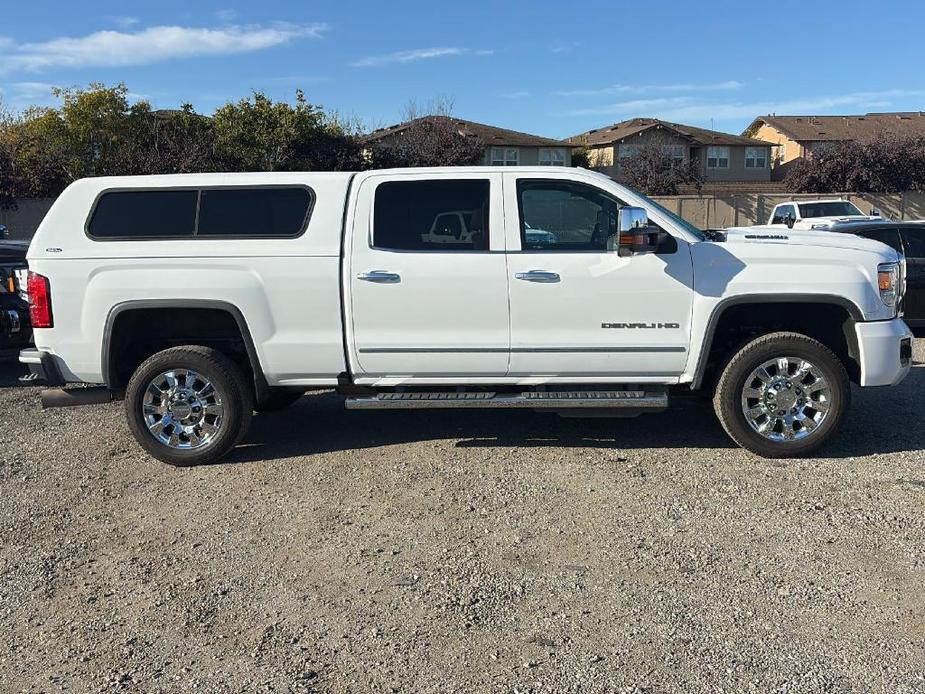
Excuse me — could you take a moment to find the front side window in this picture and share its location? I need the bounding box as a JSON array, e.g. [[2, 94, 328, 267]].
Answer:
[[517, 179, 621, 252], [539, 148, 567, 166], [373, 179, 490, 251], [88, 190, 198, 238], [900, 229, 925, 258], [706, 146, 730, 169], [771, 205, 796, 225], [745, 147, 767, 169], [861, 228, 903, 253], [491, 148, 519, 166]]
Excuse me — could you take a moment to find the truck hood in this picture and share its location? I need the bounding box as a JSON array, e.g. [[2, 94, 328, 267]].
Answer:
[[719, 225, 899, 257], [792, 215, 882, 230]]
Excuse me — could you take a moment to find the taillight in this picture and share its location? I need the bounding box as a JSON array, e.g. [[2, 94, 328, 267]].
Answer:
[[27, 271, 53, 328]]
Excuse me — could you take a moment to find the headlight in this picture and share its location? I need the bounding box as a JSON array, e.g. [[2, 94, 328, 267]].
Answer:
[[877, 261, 900, 308]]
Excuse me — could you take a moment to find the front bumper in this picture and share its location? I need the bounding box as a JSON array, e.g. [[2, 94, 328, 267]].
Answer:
[[854, 318, 914, 387], [18, 348, 66, 387]]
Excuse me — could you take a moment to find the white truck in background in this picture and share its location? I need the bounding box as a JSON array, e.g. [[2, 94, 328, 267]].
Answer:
[[768, 199, 883, 230], [20, 168, 912, 466]]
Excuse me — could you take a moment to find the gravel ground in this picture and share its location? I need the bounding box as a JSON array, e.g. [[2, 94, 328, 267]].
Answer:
[[1, 344, 924, 694]]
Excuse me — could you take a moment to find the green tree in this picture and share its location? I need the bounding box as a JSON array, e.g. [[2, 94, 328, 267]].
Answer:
[[213, 90, 361, 171]]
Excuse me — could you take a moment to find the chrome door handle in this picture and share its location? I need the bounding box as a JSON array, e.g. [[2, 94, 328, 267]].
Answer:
[[357, 270, 401, 284], [515, 270, 560, 283]]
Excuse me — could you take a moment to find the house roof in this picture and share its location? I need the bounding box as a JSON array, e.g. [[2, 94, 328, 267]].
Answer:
[[362, 115, 571, 148], [567, 117, 772, 148], [748, 112, 925, 142]]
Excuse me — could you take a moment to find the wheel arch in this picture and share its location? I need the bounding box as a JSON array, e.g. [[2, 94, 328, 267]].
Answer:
[[101, 299, 268, 399], [691, 294, 864, 390]]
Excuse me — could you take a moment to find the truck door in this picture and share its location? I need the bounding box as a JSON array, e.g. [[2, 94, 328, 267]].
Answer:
[[503, 173, 694, 380], [346, 172, 509, 379]]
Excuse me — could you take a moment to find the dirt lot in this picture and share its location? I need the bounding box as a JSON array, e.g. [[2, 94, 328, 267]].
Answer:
[[1, 345, 924, 694]]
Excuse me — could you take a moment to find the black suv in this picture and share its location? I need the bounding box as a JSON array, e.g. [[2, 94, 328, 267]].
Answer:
[[836, 222, 925, 327], [0, 227, 31, 352]]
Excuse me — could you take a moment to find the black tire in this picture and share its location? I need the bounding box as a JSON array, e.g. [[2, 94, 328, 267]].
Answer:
[[125, 346, 254, 467], [254, 387, 304, 412], [713, 332, 850, 458]]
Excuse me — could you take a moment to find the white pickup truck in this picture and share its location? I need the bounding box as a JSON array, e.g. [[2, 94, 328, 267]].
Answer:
[[20, 168, 912, 465], [768, 199, 882, 230]]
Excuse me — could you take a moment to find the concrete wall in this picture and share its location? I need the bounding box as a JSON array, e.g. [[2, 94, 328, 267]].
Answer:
[[0, 199, 55, 240], [649, 191, 925, 229]]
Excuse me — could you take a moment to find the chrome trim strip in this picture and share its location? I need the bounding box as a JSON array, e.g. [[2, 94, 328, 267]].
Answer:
[[346, 392, 668, 410], [359, 346, 686, 354]]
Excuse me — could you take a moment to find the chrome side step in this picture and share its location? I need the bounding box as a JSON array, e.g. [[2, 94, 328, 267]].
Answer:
[[345, 389, 668, 411]]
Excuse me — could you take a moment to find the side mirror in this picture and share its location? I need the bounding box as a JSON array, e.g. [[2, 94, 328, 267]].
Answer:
[[617, 206, 664, 255], [870, 207, 882, 217], [0, 225, 7, 239], [785, 214, 795, 229]]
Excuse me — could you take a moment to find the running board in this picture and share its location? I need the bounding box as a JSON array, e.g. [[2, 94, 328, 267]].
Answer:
[[345, 389, 668, 411]]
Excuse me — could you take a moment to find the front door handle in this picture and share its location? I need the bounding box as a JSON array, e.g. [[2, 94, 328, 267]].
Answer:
[[515, 270, 560, 283], [357, 270, 401, 284]]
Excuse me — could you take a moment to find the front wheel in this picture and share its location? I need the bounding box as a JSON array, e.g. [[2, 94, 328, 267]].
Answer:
[[125, 346, 254, 466], [713, 332, 850, 458]]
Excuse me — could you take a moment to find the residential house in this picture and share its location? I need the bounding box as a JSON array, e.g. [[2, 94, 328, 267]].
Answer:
[[745, 112, 925, 167], [567, 118, 774, 182], [362, 115, 573, 166]]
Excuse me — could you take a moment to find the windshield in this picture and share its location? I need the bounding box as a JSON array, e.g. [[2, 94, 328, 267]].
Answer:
[[798, 201, 864, 218], [636, 193, 706, 240]]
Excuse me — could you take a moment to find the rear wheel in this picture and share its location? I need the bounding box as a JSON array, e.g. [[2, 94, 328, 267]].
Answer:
[[713, 332, 850, 458], [125, 346, 253, 466]]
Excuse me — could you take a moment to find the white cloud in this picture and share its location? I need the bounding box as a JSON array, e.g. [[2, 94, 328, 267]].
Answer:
[[351, 47, 467, 67], [557, 80, 744, 98], [107, 16, 140, 28], [563, 89, 925, 122], [0, 23, 327, 74]]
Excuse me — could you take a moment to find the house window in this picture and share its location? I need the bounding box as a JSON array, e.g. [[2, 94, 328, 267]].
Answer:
[[663, 144, 686, 164], [706, 146, 730, 169], [491, 148, 519, 166], [539, 148, 566, 166], [618, 143, 643, 159], [745, 147, 767, 169]]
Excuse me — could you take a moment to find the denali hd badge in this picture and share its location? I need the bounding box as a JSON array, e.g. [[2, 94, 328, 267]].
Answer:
[[602, 322, 680, 329]]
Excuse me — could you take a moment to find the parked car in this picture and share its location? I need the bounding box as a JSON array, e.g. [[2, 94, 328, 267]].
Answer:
[[767, 199, 882, 230], [0, 231, 32, 351], [832, 221, 925, 328], [20, 169, 911, 465]]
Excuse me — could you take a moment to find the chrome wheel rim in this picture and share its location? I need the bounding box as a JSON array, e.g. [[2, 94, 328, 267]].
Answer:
[[142, 369, 224, 449], [741, 356, 831, 442]]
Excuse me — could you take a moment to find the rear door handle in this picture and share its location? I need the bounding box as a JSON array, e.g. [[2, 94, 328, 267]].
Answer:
[[515, 270, 560, 283], [357, 270, 401, 284]]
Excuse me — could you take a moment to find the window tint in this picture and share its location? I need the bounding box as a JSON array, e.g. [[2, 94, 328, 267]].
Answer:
[[798, 201, 863, 218], [373, 180, 490, 251], [517, 180, 621, 252], [197, 187, 312, 237], [88, 190, 198, 238], [901, 229, 925, 257], [772, 205, 795, 225], [859, 228, 903, 253]]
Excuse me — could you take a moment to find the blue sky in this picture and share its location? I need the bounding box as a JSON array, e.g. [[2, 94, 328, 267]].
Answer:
[[1, 0, 924, 139]]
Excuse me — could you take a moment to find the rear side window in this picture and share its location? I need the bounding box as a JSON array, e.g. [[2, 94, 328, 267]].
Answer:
[[198, 187, 313, 237], [373, 180, 490, 251], [87, 186, 313, 240], [88, 190, 198, 238]]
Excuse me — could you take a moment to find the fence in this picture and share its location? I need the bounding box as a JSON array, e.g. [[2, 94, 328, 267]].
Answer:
[[4, 191, 925, 239]]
